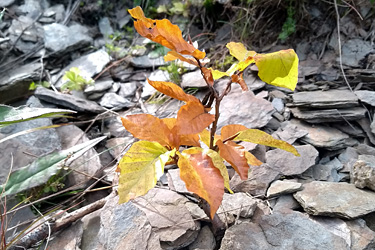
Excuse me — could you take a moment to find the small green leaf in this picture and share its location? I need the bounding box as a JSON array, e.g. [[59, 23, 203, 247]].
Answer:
[[118, 141, 176, 203]]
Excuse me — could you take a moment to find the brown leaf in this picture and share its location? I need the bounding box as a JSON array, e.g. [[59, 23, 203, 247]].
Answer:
[[231, 73, 248, 91], [121, 114, 172, 147], [162, 118, 200, 147], [201, 67, 214, 86], [178, 149, 224, 218], [164, 51, 198, 66], [216, 139, 249, 180], [128, 6, 205, 59], [176, 101, 215, 135], [147, 79, 199, 103], [221, 124, 248, 141]]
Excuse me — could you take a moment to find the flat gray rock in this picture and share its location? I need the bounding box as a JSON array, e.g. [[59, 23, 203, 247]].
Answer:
[[118, 82, 138, 98], [44, 23, 93, 53], [292, 90, 358, 108], [99, 93, 134, 110], [216, 83, 274, 129], [220, 212, 349, 250], [84, 80, 113, 95], [346, 219, 375, 250], [134, 188, 200, 250], [167, 168, 193, 195], [266, 180, 302, 198], [341, 39, 374, 67], [34, 87, 105, 113], [230, 164, 281, 197], [290, 119, 358, 150], [218, 192, 258, 218], [188, 226, 216, 250], [290, 107, 366, 123], [181, 70, 207, 88], [294, 181, 375, 219], [355, 90, 375, 106], [98, 193, 161, 250], [129, 55, 167, 68], [266, 144, 319, 176], [0, 0, 16, 6], [54, 50, 111, 88], [272, 121, 308, 144]]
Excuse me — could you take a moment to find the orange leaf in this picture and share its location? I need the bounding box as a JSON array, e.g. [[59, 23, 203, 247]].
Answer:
[[147, 79, 199, 103], [216, 139, 249, 180], [164, 51, 198, 66], [121, 114, 172, 147], [201, 67, 214, 86], [128, 6, 205, 59], [231, 73, 248, 91], [221, 124, 248, 141], [178, 150, 224, 218], [176, 101, 215, 135], [162, 118, 200, 147]]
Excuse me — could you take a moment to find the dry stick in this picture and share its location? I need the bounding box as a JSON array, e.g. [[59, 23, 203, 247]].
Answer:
[[7, 197, 106, 250], [333, 0, 352, 92]]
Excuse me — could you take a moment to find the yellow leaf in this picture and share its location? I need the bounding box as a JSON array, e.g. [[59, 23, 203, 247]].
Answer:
[[244, 151, 263, 166], [118, 141, 175, 203], [234, 129, 300, 156], [209, 68, 229, 80], [254, 49, 299, 91], [177, 149, 225, 218], [226, 42, 256, 62]]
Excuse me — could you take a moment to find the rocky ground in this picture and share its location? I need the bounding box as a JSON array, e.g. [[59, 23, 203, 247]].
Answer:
[[1, 0, 375, 249]]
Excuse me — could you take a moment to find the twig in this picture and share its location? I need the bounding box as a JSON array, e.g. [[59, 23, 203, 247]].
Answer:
[[333, 0, 353, 92]]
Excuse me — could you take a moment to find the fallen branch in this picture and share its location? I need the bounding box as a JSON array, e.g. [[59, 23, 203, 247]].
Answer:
[[7, 197, 106, 250]]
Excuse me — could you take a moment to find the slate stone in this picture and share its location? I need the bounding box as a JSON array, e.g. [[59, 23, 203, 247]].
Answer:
[[290, 119, 358, 150], [290, 107, 366, 123], [181, 70, 207, 88], [44, 23, 93, 53], [129, 55, 167, 68], [338, 147, 358, 165], [167, 168, 193, 195], [310, 217, 351, 246], [244, 73, 266, 91], [294, 181, 375, 219], [346, 219, 375, 250], [188, 226, 216, 250], [80, 209, 101, 250], [98, 17, 114, 37], [341, 39, 374, 67], [34, 87, 106, 113], [99, 93, 134, 110], [216, 82, 274, 130], [351, 158, 375, 192], [266, 145, 319, 176], [273, 194, 301, 213], [56, 125, 102, 189], [266, 180, 302, 198], [355, 90, 375, 106], [220, 212, 349, 250], [98, 193, 161, 250], [271, 98, 284, 113], [272, 121, 308, 144], [134, 188, 200, 250], [218, 193, 258, 218], [84, 80, 113, 95], [54, 50, 111, 88], [230, 164, 281, 197], [0, 0, 15, 7], [46, 220, 83, 250], [292, 90, 359, 108], [0, 62, 41, 103], [118, 82, 137, 98]]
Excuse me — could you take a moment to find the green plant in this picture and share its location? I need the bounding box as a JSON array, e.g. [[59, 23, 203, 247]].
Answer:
[[156, 2, 189, 17], [61, 67, 94, 92], [159, 61, 186, 85], [118, 6, 299, 222], [29, 81, 51, 90], [278, 1, 296, 42]]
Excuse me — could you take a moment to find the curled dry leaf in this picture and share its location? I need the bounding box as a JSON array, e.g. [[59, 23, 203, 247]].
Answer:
[[176, 101, 215, 135], [216, 139, 250, 180], [128, 6, 205, 59], [178, 149, 225, 219], [147, 79, 199, 103]]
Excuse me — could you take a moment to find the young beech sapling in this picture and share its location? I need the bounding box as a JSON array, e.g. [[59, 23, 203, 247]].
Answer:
[[117, 6, 300, 221]]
